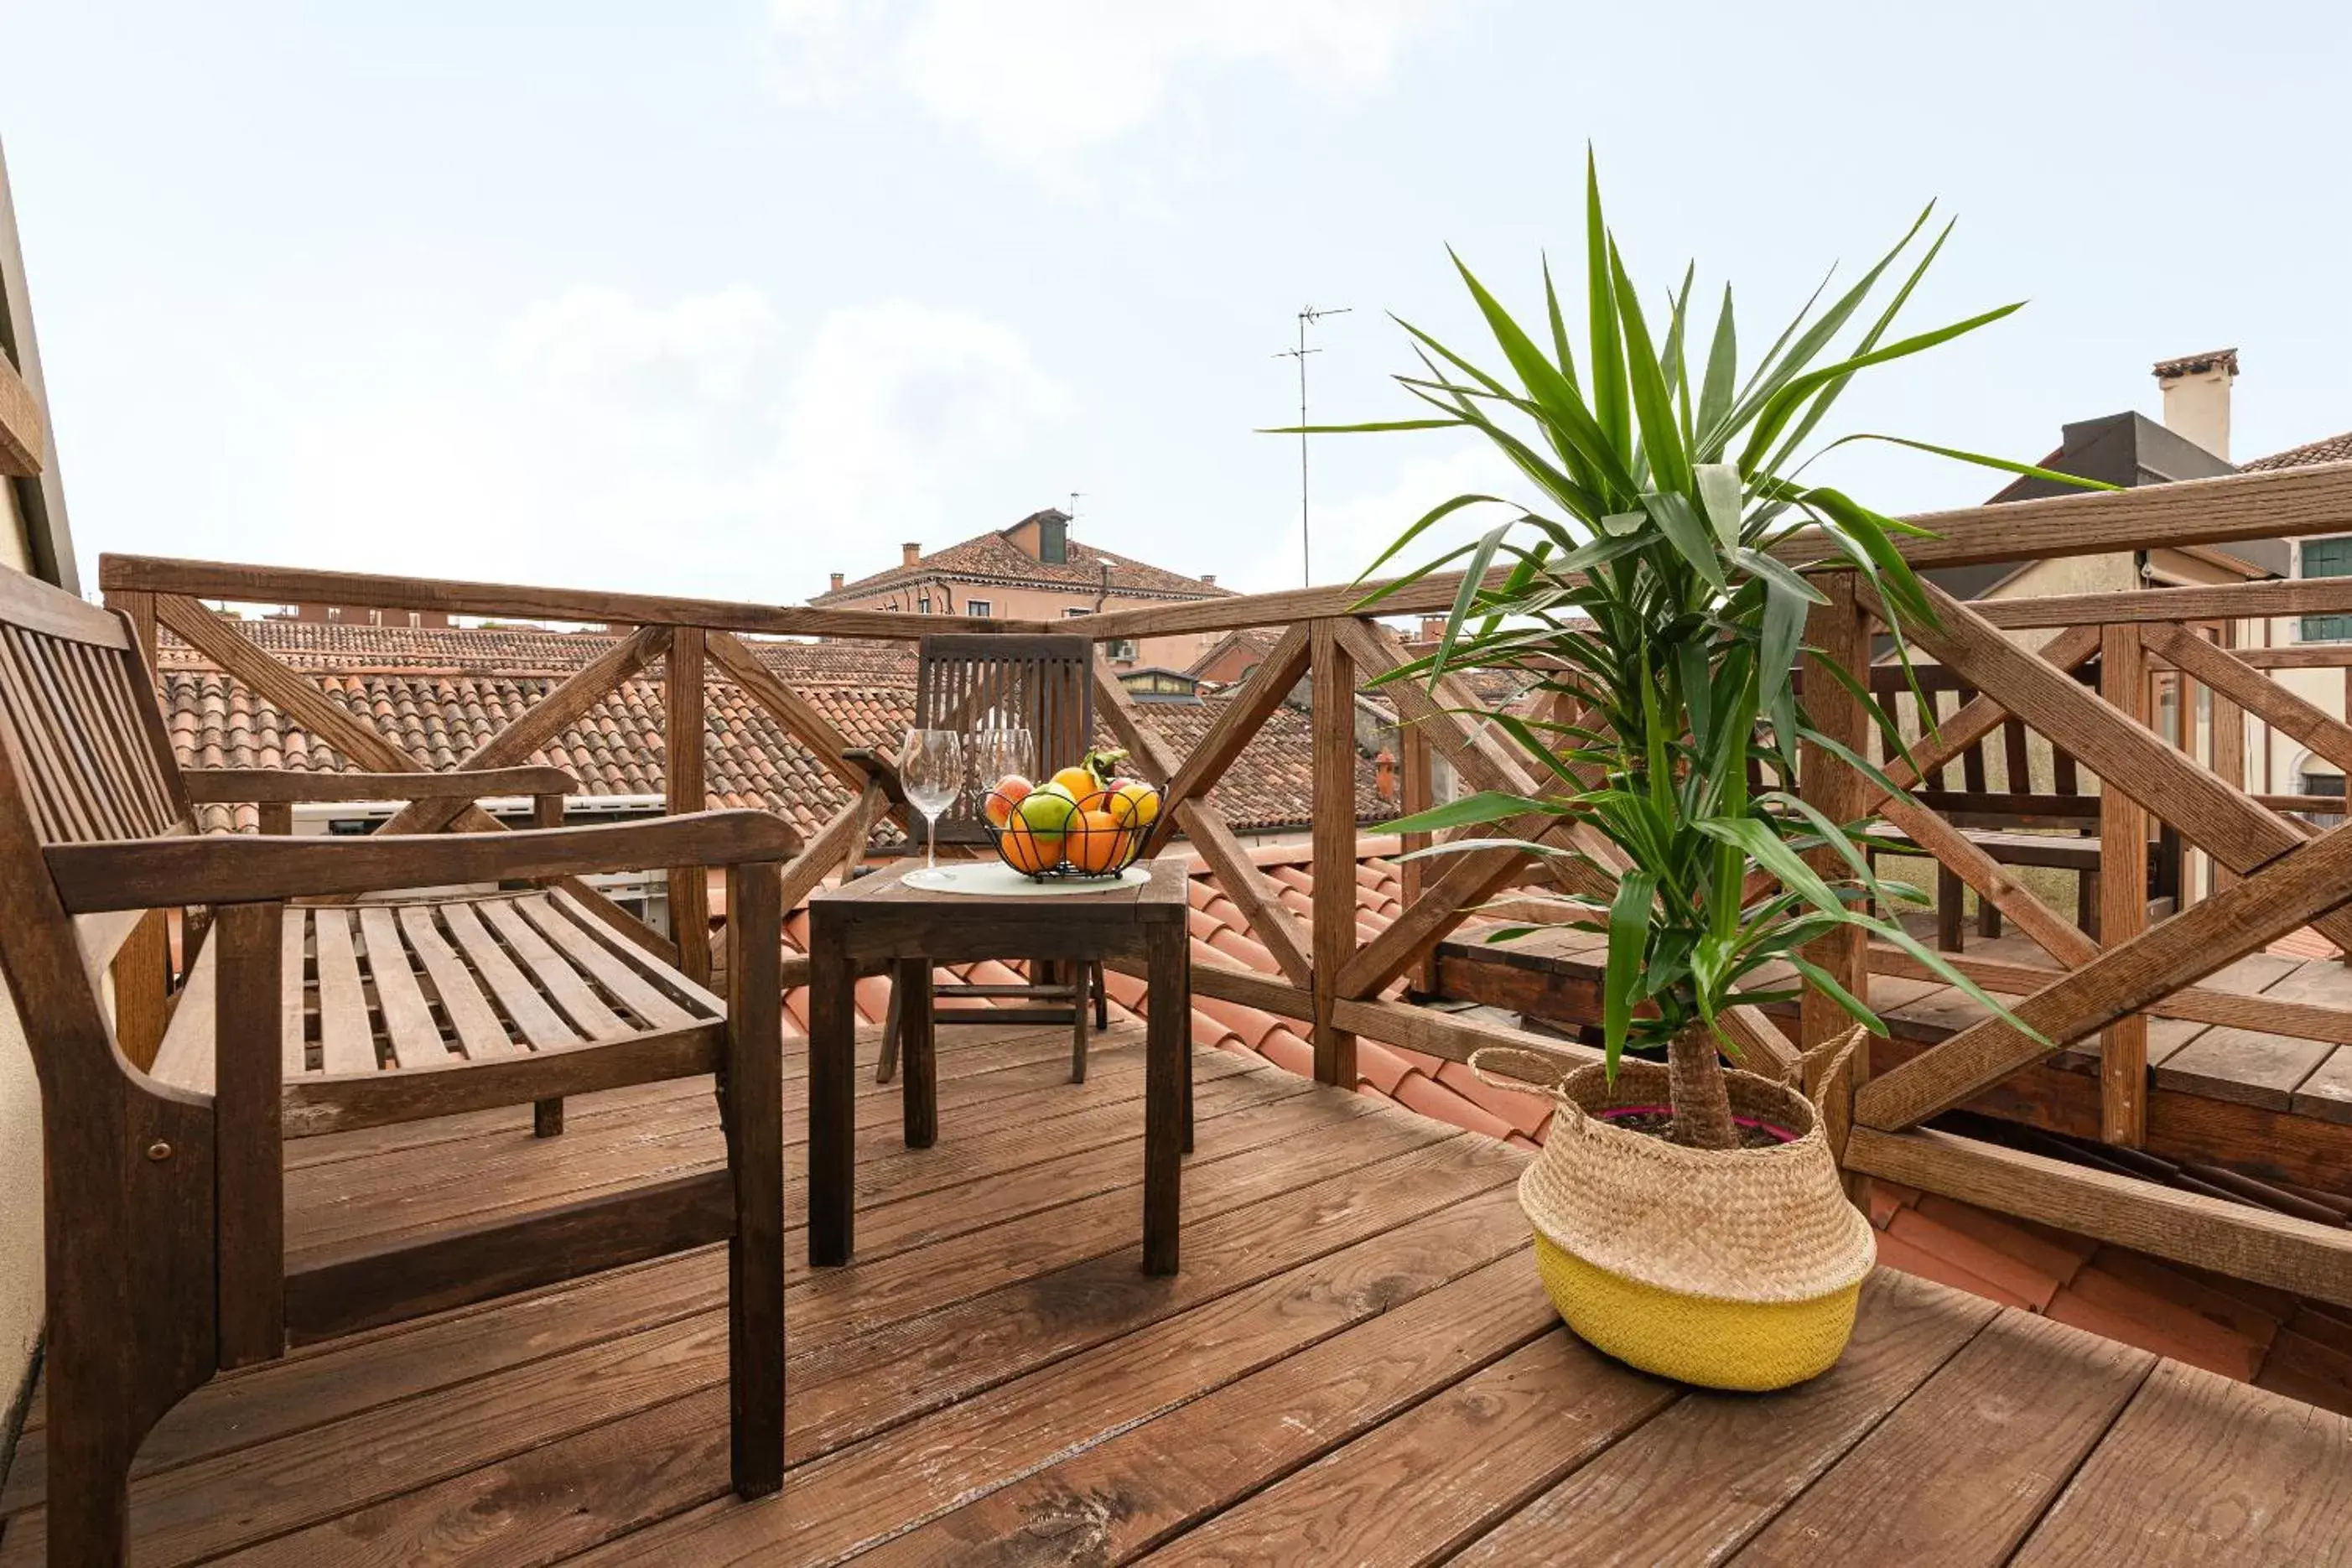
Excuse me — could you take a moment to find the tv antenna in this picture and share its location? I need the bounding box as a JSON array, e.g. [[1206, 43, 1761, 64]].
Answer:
[[1275, 304, 1350, 586]]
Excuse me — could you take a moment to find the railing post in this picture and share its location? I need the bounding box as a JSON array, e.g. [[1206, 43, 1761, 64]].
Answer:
[[102, 587, 174, 1068], [1310, 619, 1357, 1088], [667, 628, 712, 986], [1801, 574, 1871, 1204], [2209, 623, 2242, 895], [2099, 624, 2150, 1145], [1398, 712, 1437, 996]]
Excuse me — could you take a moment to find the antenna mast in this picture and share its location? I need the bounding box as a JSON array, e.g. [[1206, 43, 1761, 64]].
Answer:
[[1275, 304, 1349, 586]]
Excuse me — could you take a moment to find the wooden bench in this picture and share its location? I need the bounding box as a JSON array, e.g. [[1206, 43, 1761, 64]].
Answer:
[[0, 567, 796, 1565]]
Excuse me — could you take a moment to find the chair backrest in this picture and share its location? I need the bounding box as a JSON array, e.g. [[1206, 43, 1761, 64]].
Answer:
[[0, 567, 193, 1099], [0, 574, 189, 849], [913, 633, 1093, 842]]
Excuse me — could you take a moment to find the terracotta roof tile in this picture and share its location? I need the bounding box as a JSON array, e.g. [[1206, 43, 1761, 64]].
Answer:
[[1870, 1228, 2036, 1311], [814, 522, 1229, 606], [1884, 1207, 2064, 1311], [2045, 1283, 2256, 1381], [2241, 430, 2352, 472], [158, 621, 1390, 836]]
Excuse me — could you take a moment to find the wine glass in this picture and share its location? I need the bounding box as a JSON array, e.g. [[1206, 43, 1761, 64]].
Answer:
[[973, 725, 1036, 824], [900, 728, 963, 875]]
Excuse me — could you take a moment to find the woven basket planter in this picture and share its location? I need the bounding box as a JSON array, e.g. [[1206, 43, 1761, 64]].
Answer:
[[1473, 1040, 1877, 1392]]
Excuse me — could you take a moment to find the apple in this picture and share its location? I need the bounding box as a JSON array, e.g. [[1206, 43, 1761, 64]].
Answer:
[[984, 772, 1034, 828], [1013, 787, 1077, 842]]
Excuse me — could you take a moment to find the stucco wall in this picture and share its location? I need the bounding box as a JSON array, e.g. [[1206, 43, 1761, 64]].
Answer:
[[0, 484, 39, 1456], [825, 578, 1229, 676]]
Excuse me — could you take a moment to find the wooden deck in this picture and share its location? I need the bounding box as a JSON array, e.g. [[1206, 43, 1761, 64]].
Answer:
[[1442, 925, 2352, 1200], [3, 1020, 2348, 1566]]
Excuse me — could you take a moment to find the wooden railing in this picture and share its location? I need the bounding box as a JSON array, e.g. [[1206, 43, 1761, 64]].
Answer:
[[91, 455, 2352, 1314]]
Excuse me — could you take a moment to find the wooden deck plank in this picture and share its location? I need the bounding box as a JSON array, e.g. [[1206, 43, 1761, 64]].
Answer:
[[1139, 1330, 1674, 1565], [1729, 1310, 2152, 1566], [0, 1061, 1323, 1514], [0, 1083, 1484, 1565], [13, 1005, 2352, 1567], [2293, 1046, 2352, 1125], [2156, 1025, 2336, 1110], [225, 1189, 1536, 1568], [854, 1250, 1564, 1567], [2010, 1358, 2352, 1567], [1447, 1269, 2002, 1566], [283, 1039, 1257, 1260]]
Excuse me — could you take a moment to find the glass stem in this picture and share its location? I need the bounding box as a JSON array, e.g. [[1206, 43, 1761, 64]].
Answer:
[[927, 812, 937, 872]]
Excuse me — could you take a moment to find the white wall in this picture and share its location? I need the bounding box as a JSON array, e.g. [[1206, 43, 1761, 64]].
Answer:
[[0, 485, 39, 1454]]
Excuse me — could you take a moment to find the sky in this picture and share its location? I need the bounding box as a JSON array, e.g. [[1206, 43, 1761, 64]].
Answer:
[[3, 0, 2349, 605]]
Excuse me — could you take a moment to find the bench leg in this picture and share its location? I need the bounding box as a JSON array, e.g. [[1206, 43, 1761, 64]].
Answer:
[[724, 861, 785, 1498], [1936, 864, 1965, 952], [1071, 958, 1091, 1084], [533, 1097, 564, 1137]]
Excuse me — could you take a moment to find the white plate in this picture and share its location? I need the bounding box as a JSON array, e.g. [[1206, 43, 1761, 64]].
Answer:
[[900, 862, 1151, 897]]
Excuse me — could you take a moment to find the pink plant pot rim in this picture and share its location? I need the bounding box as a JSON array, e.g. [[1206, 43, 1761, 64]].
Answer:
[[1597, 1103, 1798, 1145]]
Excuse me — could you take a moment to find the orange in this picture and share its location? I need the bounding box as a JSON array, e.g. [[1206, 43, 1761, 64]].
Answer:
[[1067, 808, 1131, 874], [1049, 765, 1097, 798], [998, 819, 1060, 875]]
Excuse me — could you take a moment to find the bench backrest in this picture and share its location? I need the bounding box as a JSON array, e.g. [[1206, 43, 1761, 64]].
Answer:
[[0, 567, 197, 1124], [0, 574, 189, 847], [912, 633, 1093, 842]]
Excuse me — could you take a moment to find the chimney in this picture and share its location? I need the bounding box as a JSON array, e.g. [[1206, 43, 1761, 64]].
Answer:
[[828, 571, 844, 593], [1374, 750, 1397, 802], [901, 542, 922, 566], [2152, 348, 2238, 461], [1418, 615, 1447, 645], [1200, 573, 1216, 587]]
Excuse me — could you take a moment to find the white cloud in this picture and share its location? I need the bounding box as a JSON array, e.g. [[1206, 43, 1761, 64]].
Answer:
[[1232, 440, 1531, 596], [767, 0, 1446, 175], [272, 288, 1068, 601]]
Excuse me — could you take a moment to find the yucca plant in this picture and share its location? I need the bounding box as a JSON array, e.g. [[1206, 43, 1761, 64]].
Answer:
[[1307, 155, 2082, 1150]]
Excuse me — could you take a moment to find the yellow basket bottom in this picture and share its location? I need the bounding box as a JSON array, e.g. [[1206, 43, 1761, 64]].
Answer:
[[1532, 1231, 1864, 1393]]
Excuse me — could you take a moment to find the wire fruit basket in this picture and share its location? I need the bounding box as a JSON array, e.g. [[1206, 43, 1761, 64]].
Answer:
[[981, 756, 1160, 881]]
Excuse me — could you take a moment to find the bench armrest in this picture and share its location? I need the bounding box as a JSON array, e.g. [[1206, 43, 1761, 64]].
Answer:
[[45, 809, 800, 912], [180, 766, 578, 805]]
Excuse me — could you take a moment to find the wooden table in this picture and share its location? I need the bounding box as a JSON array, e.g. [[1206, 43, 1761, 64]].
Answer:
[[807, 858, 1194, 1273]]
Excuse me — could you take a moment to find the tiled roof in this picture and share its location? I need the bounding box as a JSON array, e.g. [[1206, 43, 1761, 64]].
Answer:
[[158, 622, 1393, 836], [1186, 627, 1282, 681], [812, 527, 1229, 605], [1868, 1166, 2351, 1416], [2241, 430, 2352, 473]]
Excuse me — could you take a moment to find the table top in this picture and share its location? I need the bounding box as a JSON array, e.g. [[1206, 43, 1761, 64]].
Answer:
[[813, 855, 1190, 917]]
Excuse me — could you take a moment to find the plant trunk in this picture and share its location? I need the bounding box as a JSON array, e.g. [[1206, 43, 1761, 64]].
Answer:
[[1668, 1024, 1739, 1150]]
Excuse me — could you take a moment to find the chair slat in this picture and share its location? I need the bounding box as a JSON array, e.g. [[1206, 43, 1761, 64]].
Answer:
[[357, 906, 449, 1070], [548, 887, 725, 1016], [441, 900, 579, 1051], [481, 897, 630, 1041], [24, 633, 134, 840], [310, 908, 378, 1077], [518, 894, 695, 1029], [283, 906, 310, 1077], [0, 627, 96, 841], [397, 903, 522, 1060]]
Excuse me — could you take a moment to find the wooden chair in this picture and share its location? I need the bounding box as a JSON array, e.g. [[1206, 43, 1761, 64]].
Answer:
[[0, 570, 797, 1565], [876, 633, 1109, 1085]]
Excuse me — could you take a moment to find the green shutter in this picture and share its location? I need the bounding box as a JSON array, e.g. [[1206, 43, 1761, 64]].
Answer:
[[2303, 537, 2352, 641]]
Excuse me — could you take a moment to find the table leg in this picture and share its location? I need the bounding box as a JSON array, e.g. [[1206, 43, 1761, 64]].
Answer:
[[808, 922, 856, 1266], [1144, 922, 1186, 1275], [897, 956, 937, 1149]]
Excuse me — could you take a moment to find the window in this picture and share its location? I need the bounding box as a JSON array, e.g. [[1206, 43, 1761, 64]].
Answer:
[[966, 600, 991, 618], [2301, 537, 2352, 641], [1107, 638, 1140, 662], [917, 595, 932, 615], [1062, 607, 1092, 618], [2301, 768, 2344, 829]]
